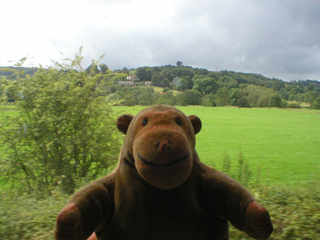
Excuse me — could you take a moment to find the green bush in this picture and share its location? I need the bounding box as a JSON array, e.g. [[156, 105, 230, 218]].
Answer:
[[311, 97, 320, 109], [202, 93, 216, 107], [0, 51, 121, 195], [269, 94, 283, 108]]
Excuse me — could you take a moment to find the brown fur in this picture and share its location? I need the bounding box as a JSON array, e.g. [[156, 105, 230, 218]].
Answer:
[[55, 105, 273, 240]]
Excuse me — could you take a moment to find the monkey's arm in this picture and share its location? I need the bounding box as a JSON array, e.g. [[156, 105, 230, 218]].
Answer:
[[55, 179, 114, 240], [201, 166, 273, 240]]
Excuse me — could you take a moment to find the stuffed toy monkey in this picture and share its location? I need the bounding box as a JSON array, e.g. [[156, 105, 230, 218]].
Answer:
[[55, 104, 273, 240]]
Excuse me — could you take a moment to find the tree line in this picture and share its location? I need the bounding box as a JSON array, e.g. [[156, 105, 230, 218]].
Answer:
[[1, 61, 320, 109], [108, 64, 320, 109]]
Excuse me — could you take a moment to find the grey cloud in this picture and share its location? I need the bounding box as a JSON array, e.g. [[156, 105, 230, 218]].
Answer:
[[59, 0, 320, 81]]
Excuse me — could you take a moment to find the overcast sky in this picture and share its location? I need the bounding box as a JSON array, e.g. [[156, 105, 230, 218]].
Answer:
[[1, 0, 320, 81]]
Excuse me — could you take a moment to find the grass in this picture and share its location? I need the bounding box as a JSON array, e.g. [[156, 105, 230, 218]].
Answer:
[[151, 86, 181, 95], [128, 69, 136, 75], [1, 105, 319, 187], [113, 106, 320, 187], [0, 104, 18, 112]]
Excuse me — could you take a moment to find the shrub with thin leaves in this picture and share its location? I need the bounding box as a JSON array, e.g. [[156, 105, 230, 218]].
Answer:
[[221, 150, 252, 186], [0, 51, 121, 195]]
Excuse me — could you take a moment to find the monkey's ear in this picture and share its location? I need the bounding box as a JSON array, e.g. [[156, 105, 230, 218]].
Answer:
[[117, 114, 134, 134], [188, 115, 202, 134]]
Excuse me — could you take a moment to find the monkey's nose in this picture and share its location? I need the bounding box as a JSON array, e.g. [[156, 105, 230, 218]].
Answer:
[[155, 140, 172, 153]]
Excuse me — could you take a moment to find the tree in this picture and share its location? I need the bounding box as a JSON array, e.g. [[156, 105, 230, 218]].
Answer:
[[99, 63, 109, 74], [177, 78, 189, 91], [0, 77, 4, 101], [243, 85, 274, 107], [163, 87, 170, 93], [218, 76, 238, 89], [202, 93, 216, 107], [230, 89, 250, 107], [304, 90, 319, 104], [156, 91, 176, 105], [215, 87, 230, 106], [85, 63, 99, 74], [0, 51, 121, 195], [122, 67, 129, 75], [107, 93, 123, 105], [151, 73, 164, 87], [193, 78, 218, 95], [173, 68, 195, 78], [269, 94, 283, 108], [0, 78, 19, 103], [136, 67, 152, 81], [177, 90, 202, 106], [173, 76, 193, 91], [176, 61, 182, 67], [160, 79, 171, 88], [161, 69, 175, 81], [271, 80, 285, 91], [311, 97, 320, 109], [184, 76, 194, 89], [137, 92, 154, 105], [123, 93, 137, 106]]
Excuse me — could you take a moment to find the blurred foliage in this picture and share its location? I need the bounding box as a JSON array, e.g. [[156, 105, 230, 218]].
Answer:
[[229, 182, 320, 240], [0, 178, 319, 239], [222, 153, 320, 239], [0, 189, 68, 240]]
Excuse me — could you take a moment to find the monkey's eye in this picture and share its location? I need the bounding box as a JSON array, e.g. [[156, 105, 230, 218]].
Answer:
[[175, 118, 182, 126], [142, 119, 148, 126]]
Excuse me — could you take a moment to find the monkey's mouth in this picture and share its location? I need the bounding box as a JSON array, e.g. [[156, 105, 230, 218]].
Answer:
[[138, 152, 190, 167]]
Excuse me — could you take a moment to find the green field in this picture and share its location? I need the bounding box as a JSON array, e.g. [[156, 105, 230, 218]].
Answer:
[[1, 106, 319, 187], [113, 106, 320, 186]]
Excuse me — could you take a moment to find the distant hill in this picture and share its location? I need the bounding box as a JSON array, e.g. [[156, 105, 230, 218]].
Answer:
[[1, 64, 319, 108], [1, 65, 319, 90], [0, 66, 38, 79]]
